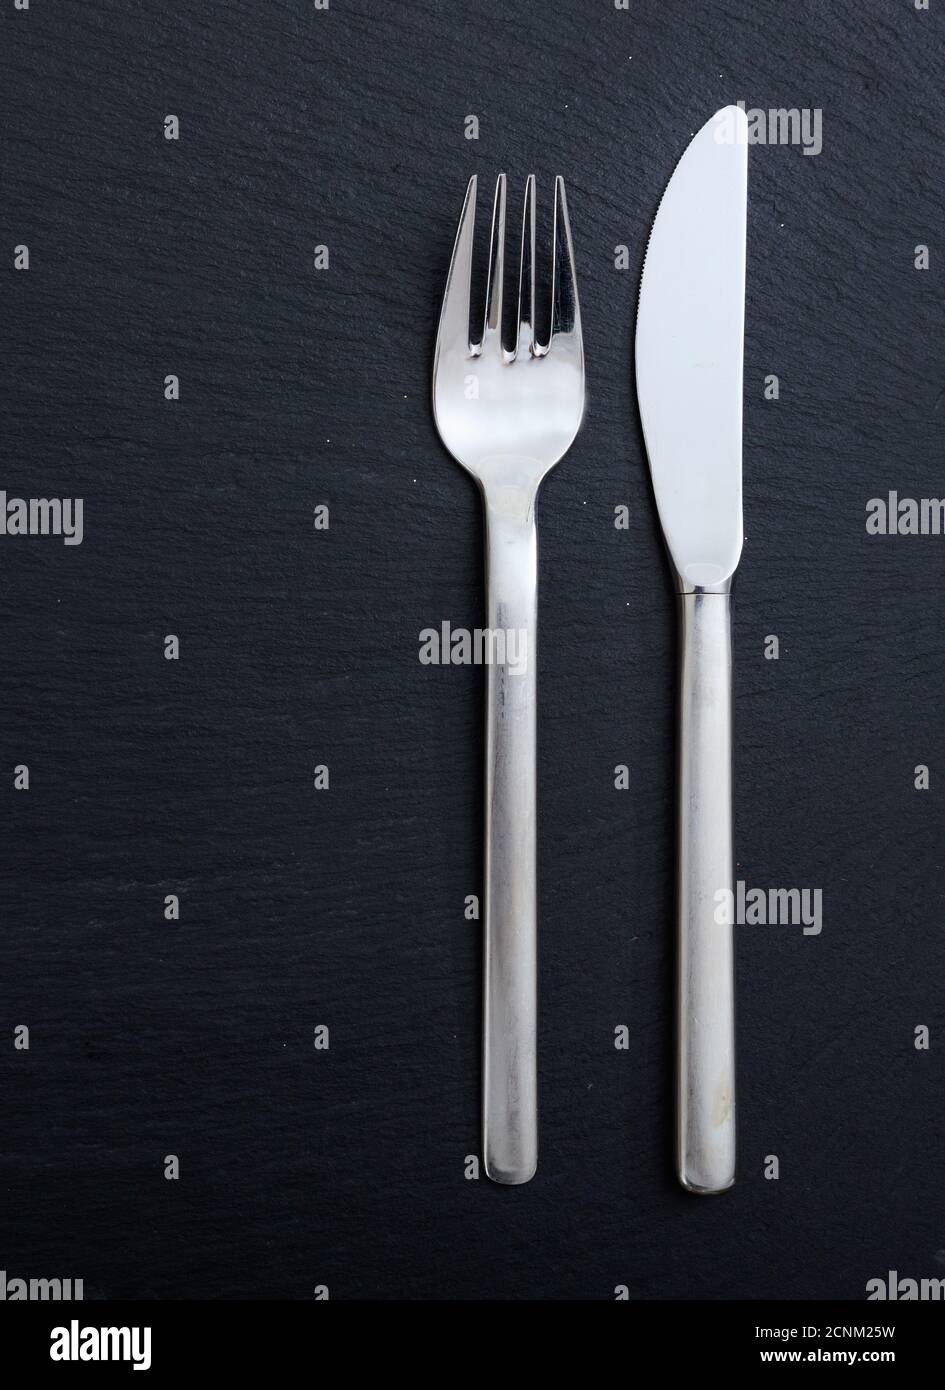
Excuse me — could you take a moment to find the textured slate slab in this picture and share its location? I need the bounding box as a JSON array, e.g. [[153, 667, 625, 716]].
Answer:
[[0, 0, 943, 1299]]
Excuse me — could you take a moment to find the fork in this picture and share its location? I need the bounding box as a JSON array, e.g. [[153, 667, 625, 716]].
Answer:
[[432, 174, 586, 1184]]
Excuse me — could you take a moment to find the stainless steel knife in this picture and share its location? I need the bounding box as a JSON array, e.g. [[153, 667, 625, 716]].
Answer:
[[635, 105, 748, 1194]]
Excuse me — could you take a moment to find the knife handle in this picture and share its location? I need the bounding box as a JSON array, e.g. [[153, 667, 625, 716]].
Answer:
[[676, 588, 736, 1194], [481, 487, 539, 1185]]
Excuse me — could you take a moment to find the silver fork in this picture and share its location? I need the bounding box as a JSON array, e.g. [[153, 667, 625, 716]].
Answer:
[[432, 174, 586, 1184]]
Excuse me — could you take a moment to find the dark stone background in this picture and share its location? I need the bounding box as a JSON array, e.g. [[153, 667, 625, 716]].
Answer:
[[1, 0, 943, 1300]]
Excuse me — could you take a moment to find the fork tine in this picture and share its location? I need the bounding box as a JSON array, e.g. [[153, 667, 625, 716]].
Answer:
[[437, 175, 477, 357], [550, 176, 582, 346], [481, 173, 507, 352], [515, 175, 536, 358]]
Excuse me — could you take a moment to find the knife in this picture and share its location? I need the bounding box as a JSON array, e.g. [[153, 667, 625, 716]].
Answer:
[[635, 106, 748, 1194]]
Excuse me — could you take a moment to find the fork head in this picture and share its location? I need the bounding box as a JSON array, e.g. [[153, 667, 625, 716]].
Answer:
[[432, 175, 585, 493]]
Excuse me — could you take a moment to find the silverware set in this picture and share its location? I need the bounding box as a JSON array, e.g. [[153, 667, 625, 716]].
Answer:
[[432, 106, 748, 1192]]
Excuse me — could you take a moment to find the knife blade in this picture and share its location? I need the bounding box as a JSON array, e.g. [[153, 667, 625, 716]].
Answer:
[[635, 105, 748, 1194]]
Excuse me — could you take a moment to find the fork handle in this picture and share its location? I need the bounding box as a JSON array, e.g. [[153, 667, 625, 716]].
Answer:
[[676, 589, 736, 1194], [481, 486, 539, 1184]]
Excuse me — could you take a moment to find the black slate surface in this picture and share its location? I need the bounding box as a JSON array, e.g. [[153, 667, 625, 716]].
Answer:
[[1, 0, 943, 1300]]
